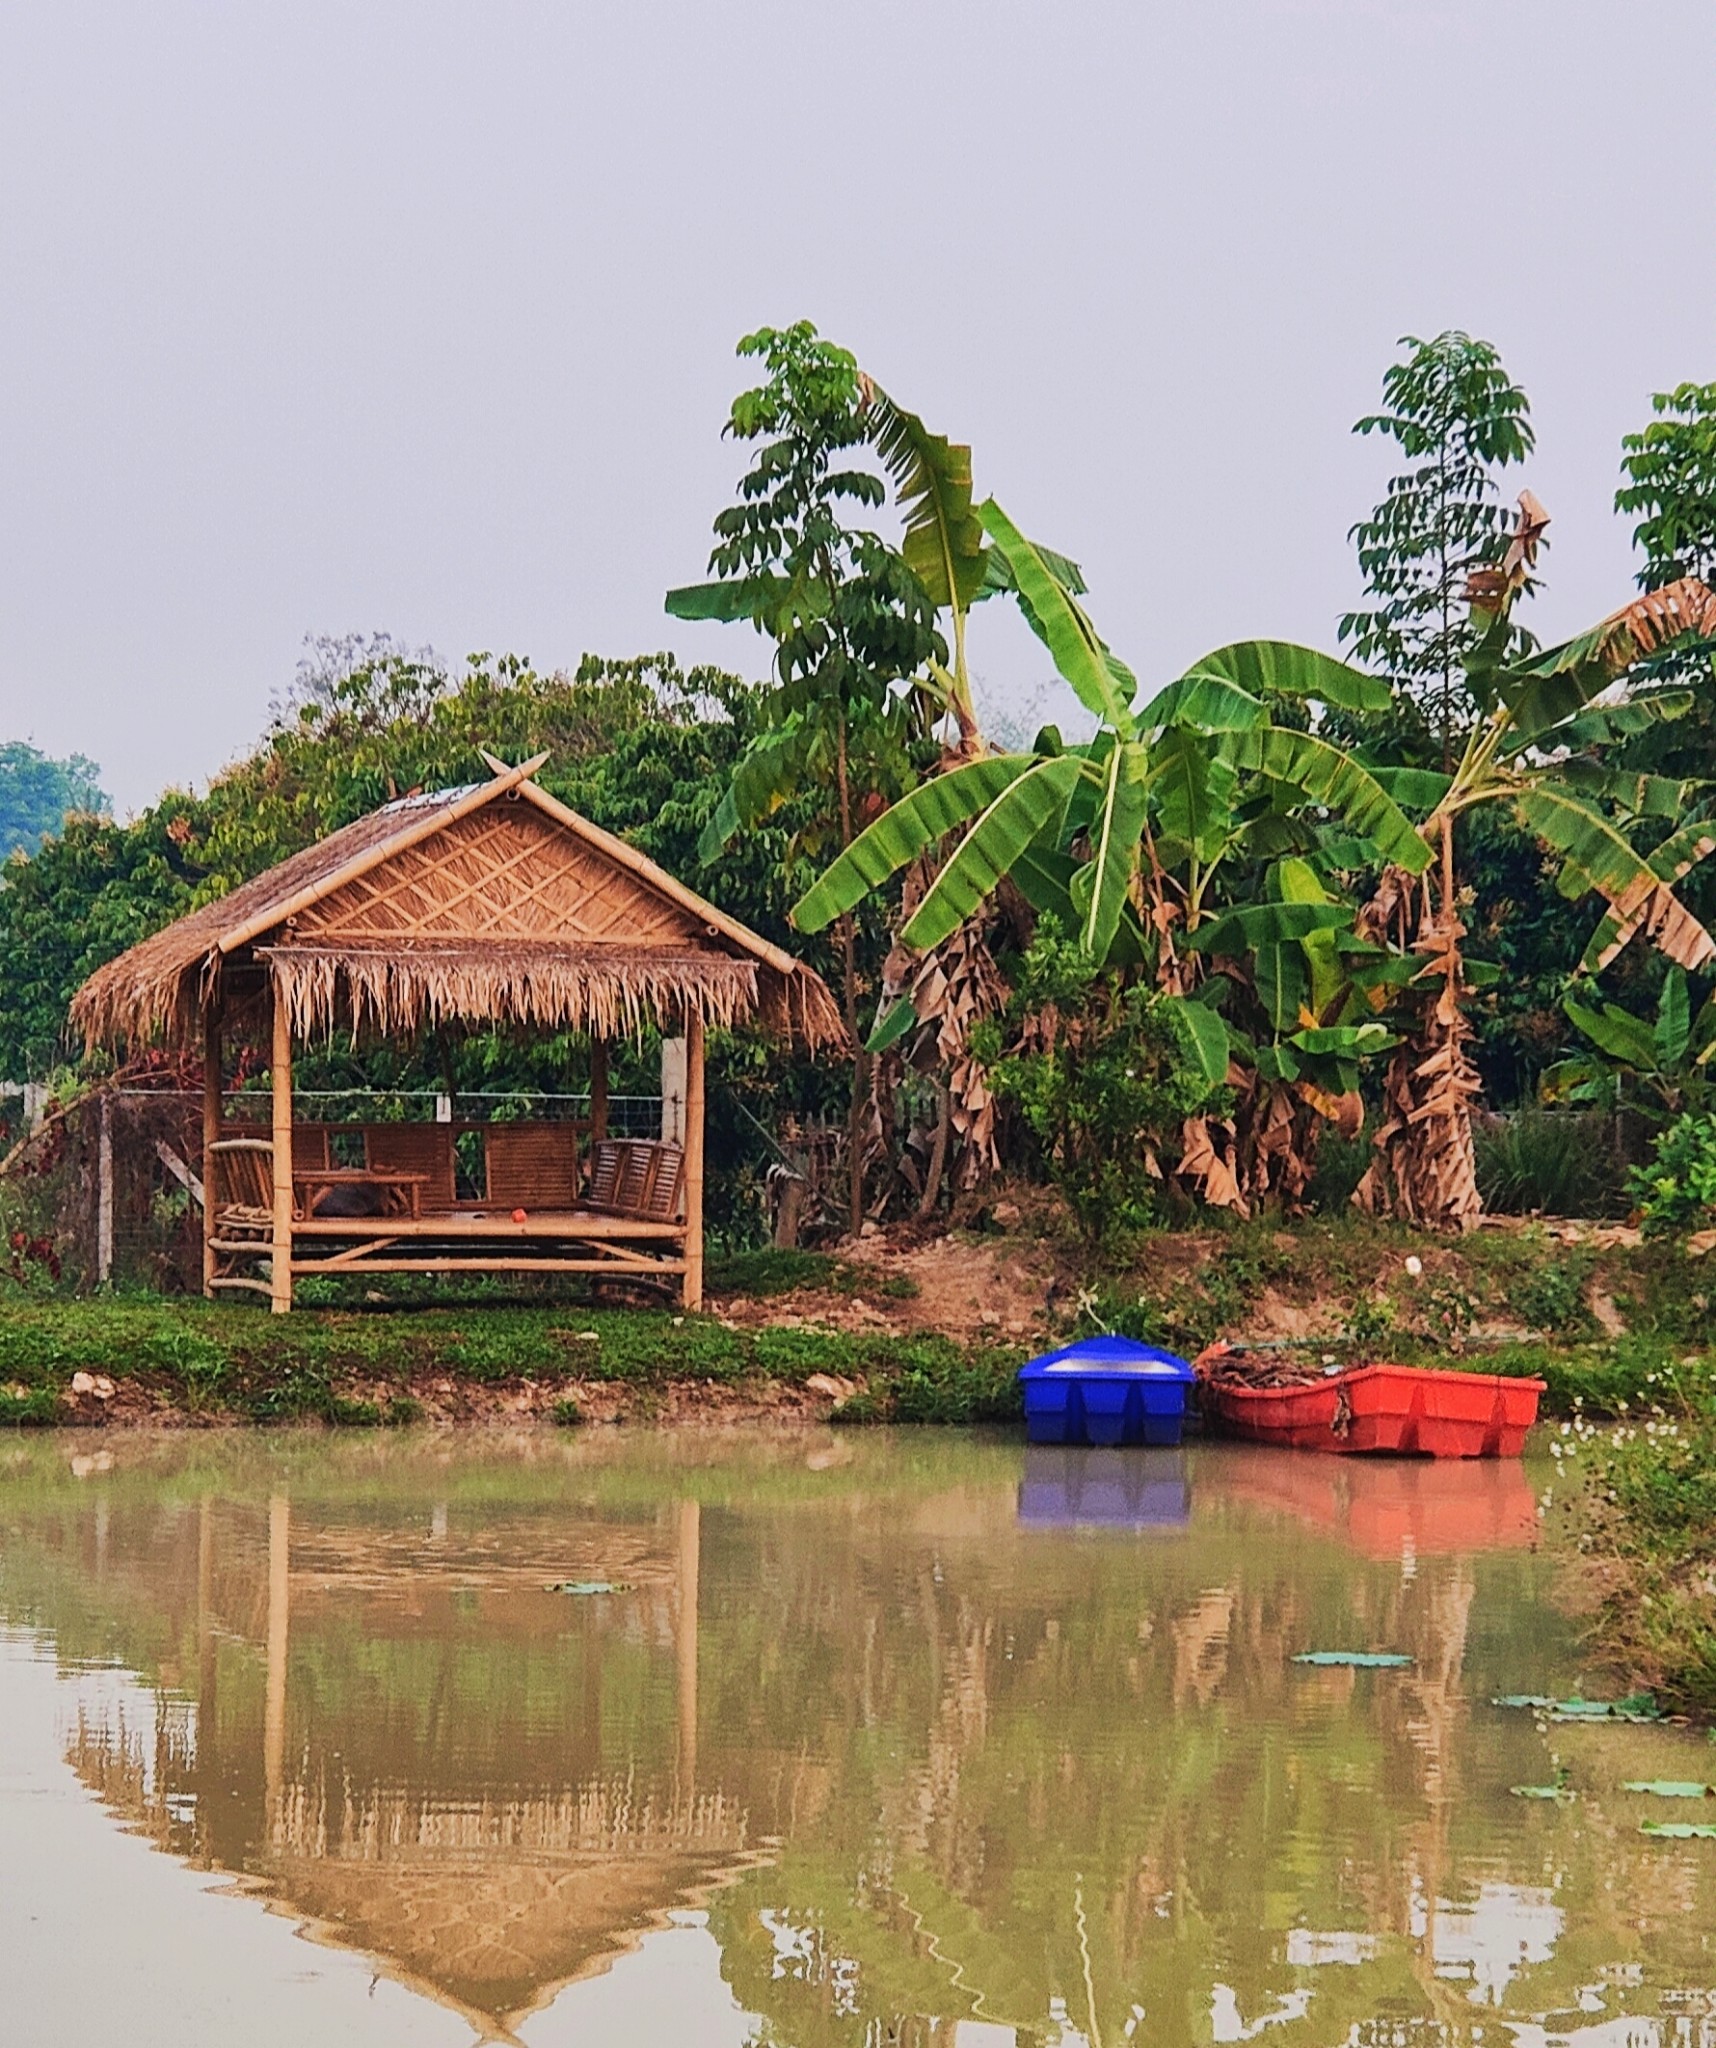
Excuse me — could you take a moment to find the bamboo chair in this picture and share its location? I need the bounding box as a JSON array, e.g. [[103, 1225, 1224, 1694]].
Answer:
[[206, 1137, 277, 1296]]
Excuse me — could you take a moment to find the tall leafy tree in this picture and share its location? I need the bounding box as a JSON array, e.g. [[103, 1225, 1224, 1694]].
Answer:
[[0, 743, 108, 860], [1618, 381, 1716, 589], [1354, 508, 1716, 1230], [1612, 380, 1716, 789], [667, 323, 943, 1236], [1340, 332, 1535, 764]]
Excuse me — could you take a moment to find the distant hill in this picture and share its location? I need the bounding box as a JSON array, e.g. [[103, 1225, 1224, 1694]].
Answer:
[[0, 743, 109, 860]]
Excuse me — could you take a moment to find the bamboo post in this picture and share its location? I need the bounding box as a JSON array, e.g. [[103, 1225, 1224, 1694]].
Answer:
[[202, 998, 222, 1299], [269, 982, 293, 1315], [682, 1011, 704, 1312], [96, 1095, 114, 1286], [589, 1038, 609, 1142]]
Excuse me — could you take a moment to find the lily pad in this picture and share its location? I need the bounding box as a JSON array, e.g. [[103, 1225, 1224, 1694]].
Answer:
[[1624, 1782, 1715, 1798], [1640, 1821, 1716, 1839], [1493, 1692, 1662, 1723], [546, 1580, 632, 1596], [1511, 1785, 1577, 1802], [1292, 1651, 1413, 1669]]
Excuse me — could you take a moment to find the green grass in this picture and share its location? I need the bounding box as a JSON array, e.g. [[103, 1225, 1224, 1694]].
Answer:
[[0, 1295, 1022, 1428]]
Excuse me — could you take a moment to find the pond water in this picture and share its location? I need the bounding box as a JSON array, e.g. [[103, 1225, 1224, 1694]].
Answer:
[[0, 1428, 1711, 2047]]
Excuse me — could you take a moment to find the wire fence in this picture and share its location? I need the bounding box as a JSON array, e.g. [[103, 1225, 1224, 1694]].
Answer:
[[1, 1089, 670, 1295]]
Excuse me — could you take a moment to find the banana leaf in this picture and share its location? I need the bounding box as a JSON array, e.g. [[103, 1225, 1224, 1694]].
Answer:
[[976, 538, 1087, 600], [1558, 691, 1694, 749], [1152, 727, 1238, 864], [1226, 727, 1432, 872], [1563, 996, 1658, 1071], [865, 998, 921, 1056], [1276, 855, 1346, 1020], [1077, 739, 1148, 960], [1136, 671, 1266, 733], [792, 754, 1042, 932], [1164, 995, 1230, 1085], [1256, 942, 1308, 1037], [1582, 817, 1716, 973], [1366, 764, 1453, 814], [665, 573, 790, 624], [903, 754, 1089, 950], [1515, 784, 1716, 970], [1183, 640, 1392, 713], [865, 385, 989, 613], [1555, 757, 1699, 822], [1288, 1022, 1396, 1057], [1012, 845, 1147, 965], [1658, 967, 1692, 1069], [1187, 901, 1354, 956], [979, 500, 1137, 735]]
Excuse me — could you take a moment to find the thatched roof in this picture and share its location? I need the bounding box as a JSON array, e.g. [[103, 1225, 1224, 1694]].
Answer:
[[71, 755, 845, 1051]]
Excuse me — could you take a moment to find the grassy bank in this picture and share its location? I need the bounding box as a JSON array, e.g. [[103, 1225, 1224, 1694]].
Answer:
[[0, 1291, 1026, 1428]]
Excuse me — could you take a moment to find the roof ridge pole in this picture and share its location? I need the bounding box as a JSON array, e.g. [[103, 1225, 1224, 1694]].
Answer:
[[270, 977, 294, 1314]]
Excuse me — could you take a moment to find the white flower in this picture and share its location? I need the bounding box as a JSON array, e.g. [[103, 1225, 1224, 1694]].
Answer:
[[1405, 1255, 1423, 1278]]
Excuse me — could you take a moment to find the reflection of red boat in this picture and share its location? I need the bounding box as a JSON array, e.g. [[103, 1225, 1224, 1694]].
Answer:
[[1201, 1360, 1545, 1459], [1217, 1445, 1540, 1556]]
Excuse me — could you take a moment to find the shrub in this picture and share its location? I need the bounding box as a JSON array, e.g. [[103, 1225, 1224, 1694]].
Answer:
[[1632, 1113, 1716, 1235], [985, 922, 1222, 1242], [1475, 1107, 1624, 1217]]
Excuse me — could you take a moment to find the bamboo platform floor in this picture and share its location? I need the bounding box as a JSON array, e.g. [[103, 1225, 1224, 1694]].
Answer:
[[284, 1210, 685, 1277]]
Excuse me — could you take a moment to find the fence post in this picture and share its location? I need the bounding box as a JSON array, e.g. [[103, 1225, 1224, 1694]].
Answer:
[[97, 1095, 114, 1286], [660, 1037, 687, 1146]]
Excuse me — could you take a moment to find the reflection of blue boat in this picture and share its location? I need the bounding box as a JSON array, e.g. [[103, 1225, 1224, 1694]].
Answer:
[[1018, 1445, 1191, 1528], [1019, 1335, 1196, 1446]]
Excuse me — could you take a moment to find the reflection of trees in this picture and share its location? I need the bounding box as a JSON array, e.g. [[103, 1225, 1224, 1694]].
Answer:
[[3, 1437, 1714, 2045]]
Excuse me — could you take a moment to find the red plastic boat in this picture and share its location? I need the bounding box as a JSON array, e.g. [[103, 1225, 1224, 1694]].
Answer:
[[1200, 1359, 1545, 1459]]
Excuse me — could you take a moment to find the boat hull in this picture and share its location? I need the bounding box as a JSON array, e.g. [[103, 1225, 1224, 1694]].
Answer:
[[1204, 1363, 1545, 1459]]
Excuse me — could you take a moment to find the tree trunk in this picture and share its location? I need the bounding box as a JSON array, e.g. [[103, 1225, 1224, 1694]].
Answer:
[[1354, 821, 1484, 1231], [834, 720, 868, 1242]]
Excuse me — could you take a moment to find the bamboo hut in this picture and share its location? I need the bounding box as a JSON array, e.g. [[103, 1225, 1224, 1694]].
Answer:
[[71, 753, 843, 1311]]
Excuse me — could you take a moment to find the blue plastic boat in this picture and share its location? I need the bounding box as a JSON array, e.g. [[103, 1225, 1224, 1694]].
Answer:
[[1019, 1334, 1196, 1447]]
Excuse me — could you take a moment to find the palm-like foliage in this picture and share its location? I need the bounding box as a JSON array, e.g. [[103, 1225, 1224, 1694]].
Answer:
[[794, 502, 1431, 972]]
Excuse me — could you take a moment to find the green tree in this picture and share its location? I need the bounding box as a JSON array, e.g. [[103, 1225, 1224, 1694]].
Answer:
[[0, 743, 109, 859], [1354, 524, 1716, 1229], [667, 323, 944, 1236], [1339, 331, 1536, 763], [1618, 381, 1716, 589]]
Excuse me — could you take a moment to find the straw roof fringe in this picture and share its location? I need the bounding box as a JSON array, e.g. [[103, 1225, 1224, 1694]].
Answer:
[[69, 764, 848, 1054], [264, 943, 764, 1043]]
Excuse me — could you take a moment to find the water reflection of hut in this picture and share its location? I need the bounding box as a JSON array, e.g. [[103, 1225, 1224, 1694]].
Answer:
[[65, 1489, 763, 2042]]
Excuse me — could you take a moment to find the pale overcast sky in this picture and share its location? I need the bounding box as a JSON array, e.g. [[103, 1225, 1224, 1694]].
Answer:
[[2, 0, 1712, 815]]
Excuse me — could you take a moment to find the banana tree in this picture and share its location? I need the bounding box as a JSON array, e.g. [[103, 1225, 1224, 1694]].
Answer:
[[1353, 500, 1716, 1228], [794, 504, 1434, 1210], [1543, 967, 1716, 1124]]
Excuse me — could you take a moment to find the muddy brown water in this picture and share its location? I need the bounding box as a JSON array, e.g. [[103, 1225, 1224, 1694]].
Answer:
[[0, 1428, 1711, 2046]]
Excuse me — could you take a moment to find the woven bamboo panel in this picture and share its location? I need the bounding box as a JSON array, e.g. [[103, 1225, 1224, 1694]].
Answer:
[[297, 807, 704, 948], [363, 1124, 456, 1210], [485, 1123, 581, 1210]]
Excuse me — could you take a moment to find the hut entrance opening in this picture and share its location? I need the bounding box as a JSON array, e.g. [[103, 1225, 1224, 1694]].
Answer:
[[71, 756, 843, 1311]]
